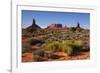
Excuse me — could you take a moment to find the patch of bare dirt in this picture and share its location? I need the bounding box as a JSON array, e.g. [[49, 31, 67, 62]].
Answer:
[[22, 53, 33, 62], [71, 52, 90, 60]]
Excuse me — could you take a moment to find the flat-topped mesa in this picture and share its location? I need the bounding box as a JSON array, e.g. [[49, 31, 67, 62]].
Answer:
[[47, 24, 62, 29]]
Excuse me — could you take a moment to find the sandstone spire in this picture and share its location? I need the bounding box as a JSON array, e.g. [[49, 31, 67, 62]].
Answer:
[[76, 22, 81, 28]]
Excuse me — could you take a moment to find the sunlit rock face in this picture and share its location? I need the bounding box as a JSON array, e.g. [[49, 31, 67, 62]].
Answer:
[[47, 24, 62, 29]]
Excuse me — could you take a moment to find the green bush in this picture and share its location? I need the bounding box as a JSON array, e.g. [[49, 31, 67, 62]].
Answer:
[[70, 27, 76, 32], [62, 41, 73, 55], [42, 40, 83, 56], [70, 44, 82, 55], [42, 41, 73, 55], [43, 41, 62, 51], [68, 40, 82, 55], [30, 39, 44, 45]]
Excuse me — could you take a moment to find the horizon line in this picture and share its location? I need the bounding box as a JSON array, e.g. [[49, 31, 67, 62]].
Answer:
[[22, 23, 90, 29]]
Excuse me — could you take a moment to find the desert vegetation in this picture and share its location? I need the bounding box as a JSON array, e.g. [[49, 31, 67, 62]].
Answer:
[[22, 19, 90, 62]]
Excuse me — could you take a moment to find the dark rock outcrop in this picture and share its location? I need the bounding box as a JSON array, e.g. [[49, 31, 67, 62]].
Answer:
[[26, 18, 41, 32], [76, 22, 81, 29]]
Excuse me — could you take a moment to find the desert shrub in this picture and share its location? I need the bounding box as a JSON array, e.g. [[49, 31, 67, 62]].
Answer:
[[22, 34, 31, 38], [70, 44, 82, 55], [33, 49, 45, 57], [42, 41, 73, 55], [42, 40, 83, 56], [30, 39, 44, 45], [74, 40, 82, 46], [68, 40, 82, 55], [52, 41, 62, 51], [70, 27, 76, 32], [43, 41, 62, 51], [22, 29, 32, 38], [33, 49, 49, 61], [62, 41, 73, 55], [22, 44, 32, 53]]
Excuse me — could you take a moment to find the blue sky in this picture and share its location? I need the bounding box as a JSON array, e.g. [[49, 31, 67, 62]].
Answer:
[[22, 10, 90, 29]]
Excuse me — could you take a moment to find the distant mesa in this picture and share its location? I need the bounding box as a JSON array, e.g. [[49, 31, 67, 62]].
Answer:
[[24, 18, 82, 33], [47, 24, 63, 29], [25, 18, 41, 32], [47, 22, 81, 29]]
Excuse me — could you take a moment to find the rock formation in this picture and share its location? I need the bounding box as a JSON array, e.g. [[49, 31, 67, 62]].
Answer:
[[47, 24, 62, 29], [76, 22, 81, 28], [26, 18, 41, 32]]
